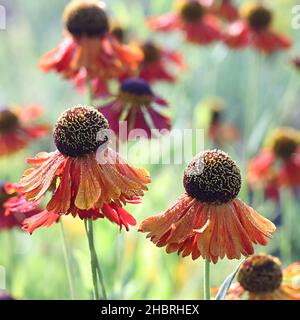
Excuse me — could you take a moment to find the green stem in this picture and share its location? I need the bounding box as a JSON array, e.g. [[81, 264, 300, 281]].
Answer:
[[203, 259, 211, 300], [86, 78, 94, 106], [84, 219, 107, 300], [59, 220, 76, 300]]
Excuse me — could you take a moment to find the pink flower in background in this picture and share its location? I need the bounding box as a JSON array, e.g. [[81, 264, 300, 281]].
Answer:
[[98, 78, 171, 140]]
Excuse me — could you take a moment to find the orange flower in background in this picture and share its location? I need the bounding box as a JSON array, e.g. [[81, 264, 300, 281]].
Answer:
[[212, 0, 239, 22], [147, 0, 222, 45], [39, 0, 143, 95], [18, 106, 150, 234], [248, 128, 300, 201], [138, 41, 185, 83], [221, 254, 300, 300], [292, 56, 300, 71], [139, 150, 275, 263], [0, 104, 49, 157], [207, 99, 240, 147], [224, 1, 291, 54], [0, 182, 40, 230]]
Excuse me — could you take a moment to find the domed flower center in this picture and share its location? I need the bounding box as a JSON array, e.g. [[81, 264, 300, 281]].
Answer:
[[238, 254, 283, 294], [0, 109, 19, 133], [242, 4, 272, 30], [119, 78, 154, 105], [142, 42, 161, 64], [180, 1, 204, 23], [183, 150, 241, 204], [54, 105, 109, 157], [269, 129, 299, 159], [63, 0, 109, 38]]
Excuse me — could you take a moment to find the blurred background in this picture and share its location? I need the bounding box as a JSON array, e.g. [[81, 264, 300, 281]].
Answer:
[[0, 0, 300, 299]]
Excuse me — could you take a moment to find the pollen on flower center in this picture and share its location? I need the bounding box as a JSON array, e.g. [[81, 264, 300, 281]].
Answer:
[[183, 150, 241, 204], [238, 254, 283, 294], [0, 109, 19, 133], [63, 0, 109, 38], [269, 128, 299, 159], [180, 1, 204, 23], [242, 3, 272, 30], [54, 105, 109, 157], [119, 78, 154, 105], [142, 42, 161, 64]]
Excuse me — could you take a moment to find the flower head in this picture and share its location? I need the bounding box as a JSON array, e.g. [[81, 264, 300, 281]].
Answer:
[[39, 0, 143, 92], [18, 105, 150, 234], [147, 0, 221, 45], [292, 56, 300, 71], [212, 0, 239, 22], [0, 105, 49, 157], [207, 99, 240, 146], [248, 128, 300, 202], [224, 1, 291, 54], [138, 41, 184, 83], [63, 0, 108, 38], [223, 254, 300, 300], [99, 78, 171, 140], [139, 150, 275, 263], [0, 182, 39, 230]]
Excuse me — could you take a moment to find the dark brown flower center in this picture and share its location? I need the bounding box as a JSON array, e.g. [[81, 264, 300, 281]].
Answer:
[[63, 0, 109, 38], [244, 4, 272, 31], [238, 254, 283, 294], [0, 109, 19, 133], [54, 105, 109, 157], [142, 42, 161, 64], [269, 129, 299, 160], [183, 150, 241, 204], [180, 1, 204, 23]]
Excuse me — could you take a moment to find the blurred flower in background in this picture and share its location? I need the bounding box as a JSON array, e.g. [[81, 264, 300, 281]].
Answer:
[[0, 291, 14, 300], [147, 0, 222, 45], [39, 0, 143, 97], [0, 104, 49, 157], [0, 182, 39, 230], [18, 106, 150, 234], [224, 1, 291, 53], [221, 254, 300, 300], [207, 98, 240, 147], [99, 78, 171, 140], [140, 150, 275, 263], [137, 41, 185, 83], [291, 56, 300, 71], [211, 0, 239, 22], [248, 127, 300, 202]]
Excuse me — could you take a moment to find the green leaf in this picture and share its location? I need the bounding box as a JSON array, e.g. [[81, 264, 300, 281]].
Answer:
[[215, 259, 245, 300]]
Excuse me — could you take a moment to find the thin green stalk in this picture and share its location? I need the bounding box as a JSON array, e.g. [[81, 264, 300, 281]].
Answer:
[[84, 79, 108, 300], [203, 259, 211, 300], [84, 219, 107, 300], [59, 220, 76, 300]]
